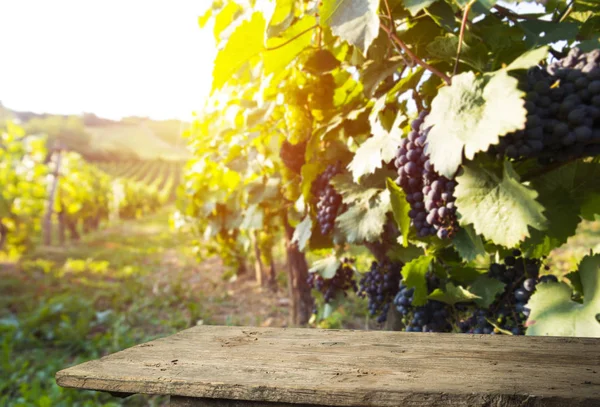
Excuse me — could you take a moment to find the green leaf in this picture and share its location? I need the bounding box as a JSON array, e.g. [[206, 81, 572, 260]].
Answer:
[[504, 46, 549, 71], [385, 67, 425, 102], [361, 56, 404, 98], [523, 161, 600, 256], [519, 20, 579, 47], [264, 15, 317, 76], [526, 254, 600, 337], [401, 255, 434, 306], [578, 36, 600, 53], [266, 0, 295, 38], [523, 190, 581, 258], [301, 162, 324, 203], [426, 35, 489, 72], [213, 1, 244, 42], [335, 190, 391, 243], [452, 224, 486, 262], [303, 49, 341, 75], [240, 203, 264, 230], [310, 256, 341, 279], [348, 98, 403, 182], [292, 215, 313, 252], [212, 12, 265, 92], [320, 0, 380, 53], [581, 194, 600, 221], [565, 270, 584, 295], [387, 244, 425, 264], [470, 275, 506, 309], [198, 8, 213, 29], [387, 178, 411, 248], [428, 282, 481, 305], [404, 0, 437, 16], [330, 173, 384, 205], [425, 1, 458, 31], [455, 158, 547, 247], [449, 266, 486, 285], [425, 70, 527, 178]]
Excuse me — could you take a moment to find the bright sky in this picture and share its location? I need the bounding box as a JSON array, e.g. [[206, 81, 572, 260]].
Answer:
[[0, 1, 216, 121]]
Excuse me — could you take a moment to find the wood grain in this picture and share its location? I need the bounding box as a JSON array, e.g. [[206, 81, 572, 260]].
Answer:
[[56, 325, 600, 406]]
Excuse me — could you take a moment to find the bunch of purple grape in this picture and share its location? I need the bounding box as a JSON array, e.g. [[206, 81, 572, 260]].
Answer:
[[457, 250, 557, 335], [490, 47, 600, 164], [312, 162, 344, 235], [307, 258, 357, 304], [393, 273, 452, 333], [356, 261, 402, 323], [393, 111, 459, 239]]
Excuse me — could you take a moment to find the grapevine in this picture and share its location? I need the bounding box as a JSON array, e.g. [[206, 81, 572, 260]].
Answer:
[[184, 0, 600, 334]]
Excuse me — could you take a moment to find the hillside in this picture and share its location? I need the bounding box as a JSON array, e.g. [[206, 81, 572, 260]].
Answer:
[[86, 122, 190, 161], [0, 103, 191, 161]]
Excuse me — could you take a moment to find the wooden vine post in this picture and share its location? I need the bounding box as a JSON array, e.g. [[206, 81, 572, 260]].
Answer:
[[42, 142, 62, 246]]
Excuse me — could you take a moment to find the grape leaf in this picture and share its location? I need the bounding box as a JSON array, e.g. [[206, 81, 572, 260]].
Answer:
[[198, 8, 212, 29], [330, 172, 390, 205], [401, 255, 434, 306], [212, 12, 266, 92], [523, 161, 600, 255], [266, 0, 295, 38], [361, 56, 404, 98], [309, 256, 341, 279], [213, 2, 244, 42], [403, 0, 437, 17], [264, 15, 317, 76], [455, 158, 547, 247], [348, 98, 403, 182], [452, 224, 486, 262], [565, 270, 584, 295], [581, 194, 600, 221], [526, 254, 600, 337], [303, 49, 341, 75], [470, 275, 506, 309], [425, 1, 457, 31], [424, 71, 527, 178], [387, 244, 425, 264], [504, 46, 549, 71], [385, 67, 425, 102], [428, 282, 481, 305], [523, 188, 581, 258], [240, 204, 264, 230], [519, 20, 579, 47], [320, 0, 380, 53], [386, 178, 411, 248], [335, 190, 391, 243], [426, 35, 489, 72], [292, 215, 313, 252], [300, 162, 324, 203], [449, 266, 486, 285]]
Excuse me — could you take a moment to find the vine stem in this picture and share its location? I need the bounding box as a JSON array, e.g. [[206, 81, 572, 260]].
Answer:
[[453, 0, 476, 77], [265, 24, 318, 51], [380, 23, 452, 85]]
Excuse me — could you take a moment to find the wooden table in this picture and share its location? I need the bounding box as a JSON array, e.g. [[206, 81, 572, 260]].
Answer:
[[56, 325, 600, 406]]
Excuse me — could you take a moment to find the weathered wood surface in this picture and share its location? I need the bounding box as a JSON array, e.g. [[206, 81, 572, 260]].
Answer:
[[56, 325, 600, 407]]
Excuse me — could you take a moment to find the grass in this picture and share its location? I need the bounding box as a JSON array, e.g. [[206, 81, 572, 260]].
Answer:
[[0, 208, 289, 406]]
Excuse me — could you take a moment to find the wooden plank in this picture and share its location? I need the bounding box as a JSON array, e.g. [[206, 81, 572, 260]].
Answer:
[[56, 325, 600, 407], [170, 396, 318, 407]]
